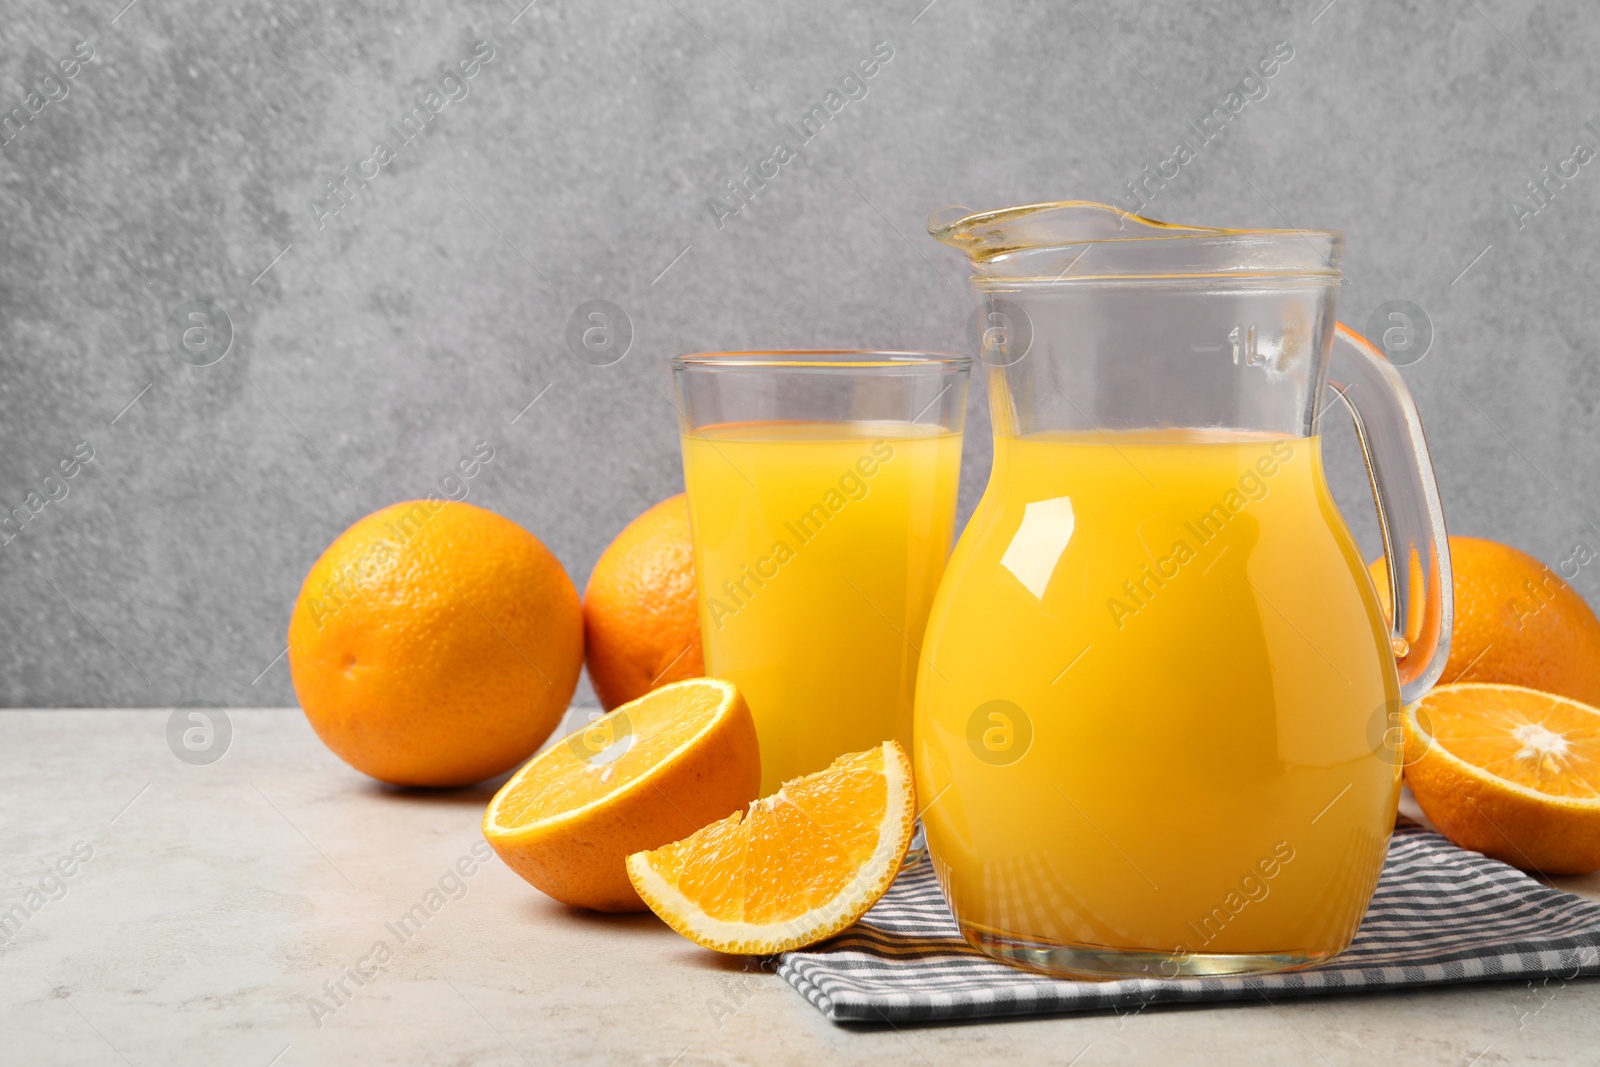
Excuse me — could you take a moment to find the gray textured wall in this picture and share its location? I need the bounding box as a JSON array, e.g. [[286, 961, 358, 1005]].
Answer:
[[2, 0, 1597, 709]]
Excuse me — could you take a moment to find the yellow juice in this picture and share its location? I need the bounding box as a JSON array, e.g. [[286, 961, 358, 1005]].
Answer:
[[683, 421, 962, 794], [915, 430, 1401, 960]]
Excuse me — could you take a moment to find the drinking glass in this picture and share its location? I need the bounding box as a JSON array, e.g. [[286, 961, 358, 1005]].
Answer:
[[672, 351, 970, 793]]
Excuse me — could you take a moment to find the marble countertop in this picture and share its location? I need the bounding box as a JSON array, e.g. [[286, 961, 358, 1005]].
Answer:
[[4, 708, 1599, 1066]]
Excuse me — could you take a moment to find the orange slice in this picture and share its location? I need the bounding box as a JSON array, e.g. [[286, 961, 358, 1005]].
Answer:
[[483, 677, 760, 912], [625, 740, 916, 954], [1404, 682, 1600, 873]]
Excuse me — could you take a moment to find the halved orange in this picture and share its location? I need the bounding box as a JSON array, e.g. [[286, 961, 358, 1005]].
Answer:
[[483, 677, 760, 912], [1404, 682, 1600, 873], [625, 740, 916, 954]]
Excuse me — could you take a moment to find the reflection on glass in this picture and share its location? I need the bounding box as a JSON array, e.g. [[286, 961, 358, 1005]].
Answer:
[[999, 495, 1075, 600]]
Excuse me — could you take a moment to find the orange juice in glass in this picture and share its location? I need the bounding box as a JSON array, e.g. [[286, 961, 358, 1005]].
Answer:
[[673, 353, 969, 794]]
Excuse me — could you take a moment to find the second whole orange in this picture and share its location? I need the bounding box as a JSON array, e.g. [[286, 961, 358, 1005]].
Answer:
[[288, 500, 584, 787], [1372, 535, 1600, 705], [584, 494, 703, 711]]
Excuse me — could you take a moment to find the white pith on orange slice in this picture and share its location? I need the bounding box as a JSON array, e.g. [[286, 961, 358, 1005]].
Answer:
[[625, 740, 916, 954]]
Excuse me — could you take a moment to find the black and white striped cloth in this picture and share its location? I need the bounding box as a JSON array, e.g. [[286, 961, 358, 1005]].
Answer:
[[777, 827, 1600, 1023]]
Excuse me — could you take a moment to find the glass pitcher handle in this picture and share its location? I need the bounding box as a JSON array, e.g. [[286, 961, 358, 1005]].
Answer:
[[1326, 324, 1453, 703]]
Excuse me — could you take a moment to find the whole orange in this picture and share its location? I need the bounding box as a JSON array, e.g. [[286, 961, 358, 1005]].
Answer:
[[1370, 535, 1600, 705], [288, 500, 583, 787], [583, 494, 703, 711]]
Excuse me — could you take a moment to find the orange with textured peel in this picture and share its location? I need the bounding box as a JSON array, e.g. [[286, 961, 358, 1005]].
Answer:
[[1403, 682, 1600, 873], [483, 677, 760, 912], [584, 494, 704, 711], [289, 501, 583, 787], [626, 740, 916, 954], [1372, 536, 1600, 704]]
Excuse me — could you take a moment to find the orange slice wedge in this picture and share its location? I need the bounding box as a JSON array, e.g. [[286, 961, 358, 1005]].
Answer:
[[483, 677, 760, 912], [1404, 682, 1600, 873], [625, 740, 916, 954]]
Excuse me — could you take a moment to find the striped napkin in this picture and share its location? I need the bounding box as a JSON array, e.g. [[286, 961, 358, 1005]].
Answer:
[[777, 826, 1600, 1023]]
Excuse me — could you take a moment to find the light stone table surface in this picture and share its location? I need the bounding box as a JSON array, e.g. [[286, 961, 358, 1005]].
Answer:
[[4, 709, 1600, 1067]]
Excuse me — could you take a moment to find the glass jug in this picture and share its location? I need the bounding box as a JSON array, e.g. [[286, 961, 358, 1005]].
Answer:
[[914, 201, 1452, 978]]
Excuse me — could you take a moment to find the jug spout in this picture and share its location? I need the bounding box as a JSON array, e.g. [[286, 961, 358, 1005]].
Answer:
[[927, 200, 1341, 284], [927, 200, 1216, 256]]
